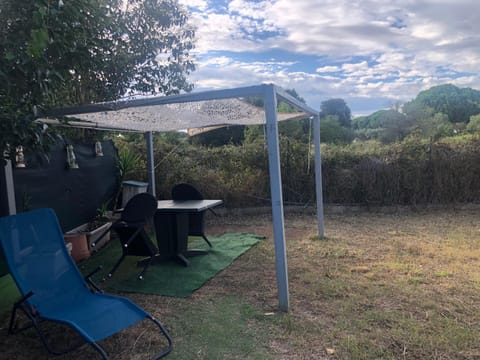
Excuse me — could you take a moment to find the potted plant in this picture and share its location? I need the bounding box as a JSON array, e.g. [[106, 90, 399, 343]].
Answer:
[[64, 204, 113, 261]]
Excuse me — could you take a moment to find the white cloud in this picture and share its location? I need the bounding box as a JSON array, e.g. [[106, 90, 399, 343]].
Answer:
[[341, 61, 369, 73], [181, 0, 480, 112], [178, 0, 209, 11], [410, 23, 443, 40], [316, 65, 341, 73], [228, 0, 269, 20]]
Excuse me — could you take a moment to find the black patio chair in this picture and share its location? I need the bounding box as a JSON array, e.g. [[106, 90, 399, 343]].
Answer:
[[105, 192, 159, 280], [171, 183, 214, 247]]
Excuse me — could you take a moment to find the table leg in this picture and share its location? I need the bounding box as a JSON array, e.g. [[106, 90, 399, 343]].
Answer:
[[154, 212, 208, 266], [176, 213, 208, 263]]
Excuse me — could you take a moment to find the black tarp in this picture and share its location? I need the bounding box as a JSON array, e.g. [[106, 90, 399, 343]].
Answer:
[[12, 139, 119, 232], [0, 165, 11, 276]]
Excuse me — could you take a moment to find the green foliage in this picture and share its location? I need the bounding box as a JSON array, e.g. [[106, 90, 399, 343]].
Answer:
[[353, 109, 410, 143], [353, 109, 406, 130], [320, 98, 352, 128], [112, 136, 146, 209], [115, 130, 480, 208], [321, 136, 480, 205], [152, 138, 271, 206], [414, 112, 454, 140], [190, 126, 245, 147], [243, 118, 312, 145], [116, 147, 142, 179], [277, 88, 306, 112], [177, 134, 480, 206], [403, 84, 480, 123], [0, 0, 195, 163], [466, 114, 480, 133], [321, 115, 354, 144], [351, 84, 480, 144], [279, 118, 312, 143], [244, 125, 265, 144]]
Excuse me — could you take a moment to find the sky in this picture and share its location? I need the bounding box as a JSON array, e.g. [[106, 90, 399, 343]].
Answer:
[[177, 0, 479, 116]]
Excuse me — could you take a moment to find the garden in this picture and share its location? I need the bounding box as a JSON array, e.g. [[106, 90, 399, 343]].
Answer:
[[2, 1, 480, 358], [1, 207, 479, 359]]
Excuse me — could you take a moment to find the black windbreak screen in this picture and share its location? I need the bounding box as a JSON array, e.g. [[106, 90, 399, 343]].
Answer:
[[13, 139, 119, 232]]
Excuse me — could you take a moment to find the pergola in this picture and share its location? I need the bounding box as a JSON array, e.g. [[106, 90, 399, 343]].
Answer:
[[38, 83, 325, 312]]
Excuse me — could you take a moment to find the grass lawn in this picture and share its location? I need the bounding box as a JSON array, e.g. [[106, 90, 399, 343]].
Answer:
[[1, 208, 479, 359]]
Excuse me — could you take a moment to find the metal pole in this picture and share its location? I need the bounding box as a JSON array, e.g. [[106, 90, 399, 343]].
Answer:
[[1, 160, 17, 216], [145, 132, 156, 197], [313, 114, 325, 238], [263, 84, 289, 312]]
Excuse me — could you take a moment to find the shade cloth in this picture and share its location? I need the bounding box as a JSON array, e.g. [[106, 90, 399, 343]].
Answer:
[[39, 98, 307, 132]]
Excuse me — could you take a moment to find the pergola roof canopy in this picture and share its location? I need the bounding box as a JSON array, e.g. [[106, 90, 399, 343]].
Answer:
[[38, 84, 318, 133]]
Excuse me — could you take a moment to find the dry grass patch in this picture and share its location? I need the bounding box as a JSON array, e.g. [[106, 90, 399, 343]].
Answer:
[[1, 208, 480, 359]]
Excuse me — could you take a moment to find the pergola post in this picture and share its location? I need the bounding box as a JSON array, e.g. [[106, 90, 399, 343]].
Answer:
[[0, 160, 16, 216], [263, 84, 289, 312], [145, 131, 156, 197], [313, 114, 325, 238]]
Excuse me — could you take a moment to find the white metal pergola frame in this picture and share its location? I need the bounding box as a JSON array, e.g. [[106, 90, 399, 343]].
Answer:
[[7, 83, 325, 311]]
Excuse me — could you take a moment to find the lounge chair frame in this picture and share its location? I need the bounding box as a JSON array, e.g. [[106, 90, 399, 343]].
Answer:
[[0, 208, 173, 359]]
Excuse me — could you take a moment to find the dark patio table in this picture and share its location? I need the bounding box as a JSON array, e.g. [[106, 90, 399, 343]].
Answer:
[[154, 199, 223, 266]]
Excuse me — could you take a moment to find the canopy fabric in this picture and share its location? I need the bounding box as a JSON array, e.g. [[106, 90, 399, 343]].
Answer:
[[38, 98, 307, 133]]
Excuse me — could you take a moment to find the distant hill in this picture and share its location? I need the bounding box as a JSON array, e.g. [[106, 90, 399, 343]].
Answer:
[[403, 84, 480, 123]]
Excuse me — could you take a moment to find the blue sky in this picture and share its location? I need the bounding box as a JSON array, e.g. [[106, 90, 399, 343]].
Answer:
[[178, 0, 479, 116]]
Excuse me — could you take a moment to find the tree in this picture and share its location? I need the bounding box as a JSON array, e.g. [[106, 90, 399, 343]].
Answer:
[[277, 88, 306, 113], [403, 84, 480, 124], [416, 112, 454, 140], [320, 98, 352, 128], [320, 115, 354, 143], [352, 109, 410, 143], [0, 0, 195, 163], [466, 114, 480, 133], [277, 89, 310, 142]]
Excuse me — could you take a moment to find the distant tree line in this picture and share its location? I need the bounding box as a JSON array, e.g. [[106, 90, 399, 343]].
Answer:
[[191, 84, 480, 147], [353, 84, 480, 143]]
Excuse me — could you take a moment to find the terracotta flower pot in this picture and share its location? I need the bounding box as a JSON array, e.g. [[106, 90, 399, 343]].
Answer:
[[64, 233, 90, 262], [65, 221, 112, 253]]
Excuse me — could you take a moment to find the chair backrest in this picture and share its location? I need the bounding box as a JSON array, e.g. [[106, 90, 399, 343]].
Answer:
[[115, 193, 158, 256], [0, 209, 89, 311], [171, 183, 203, 201], [121, 192, 158, 223]]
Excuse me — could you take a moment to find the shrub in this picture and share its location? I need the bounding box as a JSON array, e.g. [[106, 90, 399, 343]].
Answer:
[[119, 133, 480, 207]]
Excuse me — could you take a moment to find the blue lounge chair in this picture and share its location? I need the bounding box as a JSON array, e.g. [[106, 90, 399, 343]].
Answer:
[[0, 208, 172, 359]]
